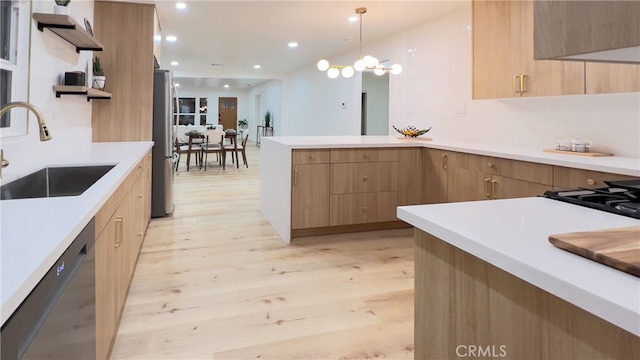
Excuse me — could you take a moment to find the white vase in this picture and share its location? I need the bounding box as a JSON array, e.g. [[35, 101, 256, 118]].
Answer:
[[53, 5, 69, 15], [92, 76, 106, 90]]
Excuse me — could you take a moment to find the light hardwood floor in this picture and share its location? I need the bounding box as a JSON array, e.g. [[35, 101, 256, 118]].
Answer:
[[111, 142, 415, 360]]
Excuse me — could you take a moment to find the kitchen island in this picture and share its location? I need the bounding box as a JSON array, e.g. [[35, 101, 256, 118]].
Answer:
[[260, 135, 640, 243], [397, 197, 640, 359], [1, 141, 153, 326]]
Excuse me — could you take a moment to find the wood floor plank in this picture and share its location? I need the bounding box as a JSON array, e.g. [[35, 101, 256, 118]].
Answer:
[[111, 142, 414, 359]]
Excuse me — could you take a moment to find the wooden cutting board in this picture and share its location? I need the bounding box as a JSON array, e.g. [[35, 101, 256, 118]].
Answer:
[[549, 226, 640, 277]]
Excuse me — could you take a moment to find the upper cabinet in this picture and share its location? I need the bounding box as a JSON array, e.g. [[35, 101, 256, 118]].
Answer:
[[533, 0, 640, 64], [91, 1, 158, 142], [153, 7, 162, 68], [472, 0, 639, 99], [472, 0, 584, 99]]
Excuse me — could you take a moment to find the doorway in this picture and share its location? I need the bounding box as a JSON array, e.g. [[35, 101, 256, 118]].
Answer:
[[361, 72, 389, 135], [218, 97, 237, 130]]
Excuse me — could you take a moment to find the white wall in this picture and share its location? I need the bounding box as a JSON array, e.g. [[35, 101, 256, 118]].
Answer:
[[248, 79, 283, 136], [175, 86, 250, 127], [1, 1, 95, 177], [281, 2, 640, 158]]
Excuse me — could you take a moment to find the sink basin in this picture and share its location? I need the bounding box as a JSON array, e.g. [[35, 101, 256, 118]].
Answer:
[[1, 165, 115, 200]]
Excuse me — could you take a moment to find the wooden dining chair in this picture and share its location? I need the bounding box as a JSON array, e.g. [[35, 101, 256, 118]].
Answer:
[[199, 130, 225, 170], [174, 137, 200, 170], [230, 130, 249, 168]]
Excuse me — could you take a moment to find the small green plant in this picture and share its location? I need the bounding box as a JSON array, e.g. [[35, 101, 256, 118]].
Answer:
[[238, 118, 248, 129], [93, 56, 104, 76], [264, 111, 272, 127], [55, 0, 71, 6]]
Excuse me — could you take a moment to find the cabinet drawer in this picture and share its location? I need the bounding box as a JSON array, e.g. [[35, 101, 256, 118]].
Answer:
[[329, 192, 398, 226], [553, 167, 637, 189], [331, 148, 400, 163], [330, 162, 399, 194], [292, 149, 331, 164], [490, 158, 553, 185]]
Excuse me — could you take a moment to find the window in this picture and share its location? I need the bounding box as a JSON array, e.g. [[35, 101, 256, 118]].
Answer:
[[0, 0, 30, 137], [177, 97, 195, 125], [199, 98, 207, 125]]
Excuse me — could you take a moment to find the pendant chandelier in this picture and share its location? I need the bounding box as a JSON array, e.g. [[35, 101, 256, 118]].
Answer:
[[317, 7, 402, 79]]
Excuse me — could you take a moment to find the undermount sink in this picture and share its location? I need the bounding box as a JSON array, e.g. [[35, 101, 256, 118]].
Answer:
[[1, 165, 115, 200]]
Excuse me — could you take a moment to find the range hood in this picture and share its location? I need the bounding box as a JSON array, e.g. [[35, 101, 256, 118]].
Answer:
[[534, 1, 640, 64]]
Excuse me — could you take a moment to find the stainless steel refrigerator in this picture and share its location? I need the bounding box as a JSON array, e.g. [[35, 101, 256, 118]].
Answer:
[[151, 69, 175, 217]]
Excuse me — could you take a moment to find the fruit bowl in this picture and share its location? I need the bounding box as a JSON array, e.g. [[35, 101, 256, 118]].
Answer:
[[393, 125, 432, 137]]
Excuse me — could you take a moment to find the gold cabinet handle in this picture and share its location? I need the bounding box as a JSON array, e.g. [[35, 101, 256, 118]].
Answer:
[[484, 178, 491, 198], [363, 175, 368, 182], [586, 178, 595, 186], [442, 153, 448, 170], [513, 75, 521, 94], [487, 162, 494, 168], [363, 152, 368, 160], [137, 232, 143, 237], [363, 207, 368, 212], [138, 194, 143, 199], [115, 216, 123, 248], [294, 169, 298, 186], [491, 179, 497, 199], [520, 74, 527, 93], [309, 154, 315, 160]]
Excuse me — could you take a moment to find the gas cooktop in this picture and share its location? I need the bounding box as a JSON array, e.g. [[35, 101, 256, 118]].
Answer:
[[544, 179, 640, 220]]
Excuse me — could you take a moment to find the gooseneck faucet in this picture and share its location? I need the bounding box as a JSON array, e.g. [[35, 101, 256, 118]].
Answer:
[[0, 101, 52, 178]]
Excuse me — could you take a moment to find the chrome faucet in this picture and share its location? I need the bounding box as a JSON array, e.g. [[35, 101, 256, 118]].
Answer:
[[0, 101, 52, 178]]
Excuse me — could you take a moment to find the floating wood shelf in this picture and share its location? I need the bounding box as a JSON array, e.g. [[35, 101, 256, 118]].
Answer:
[[33, 13, 104, 53], [53, 86, 111, 101]]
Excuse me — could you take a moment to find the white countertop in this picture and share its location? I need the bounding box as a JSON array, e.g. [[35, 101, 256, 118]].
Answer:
[[264, 136, 640, 176], [0, 141, 153, 325], [397, 197, 640, 337]]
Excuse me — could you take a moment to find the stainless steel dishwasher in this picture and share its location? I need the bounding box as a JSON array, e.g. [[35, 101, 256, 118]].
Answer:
[[1, 219, 96, 359]]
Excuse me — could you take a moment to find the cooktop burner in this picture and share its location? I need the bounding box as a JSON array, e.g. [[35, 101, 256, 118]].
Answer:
[[544, 182, 640, 220]]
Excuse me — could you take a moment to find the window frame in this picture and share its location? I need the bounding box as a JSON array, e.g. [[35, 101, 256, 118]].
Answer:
[[0, 0, 31, 138]]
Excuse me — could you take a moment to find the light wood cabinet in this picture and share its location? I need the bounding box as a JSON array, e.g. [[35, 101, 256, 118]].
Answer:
[[291, 150, 330, 230], [95, 152, 151, 360], [553, 167, 637, 190], [586, 62, 640, 94], [423, 149, 553, 203], [153, 7, 162, 68], [92, 1, 157, 142], [290, 148, 417, 237], [472, 0, 584, 99]]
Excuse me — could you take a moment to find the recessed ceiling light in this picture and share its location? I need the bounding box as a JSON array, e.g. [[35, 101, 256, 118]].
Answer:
[[153, 35, 161, 41], [176, 2, 186, 10], [288, 42, 298, 48], [349, 16, 358, 22], [166, 35, 177, 42], [170, 61, 178, 66], [254, 65, 261, 69], [174, 83, 180, 87], [224, 84, 229, 88]]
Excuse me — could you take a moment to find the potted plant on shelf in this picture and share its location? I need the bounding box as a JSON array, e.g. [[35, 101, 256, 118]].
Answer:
[[92, 56, 106, 90], [238, 118, 248, 130], [264, 111, 272, 128], [54, 0, 71, 15]]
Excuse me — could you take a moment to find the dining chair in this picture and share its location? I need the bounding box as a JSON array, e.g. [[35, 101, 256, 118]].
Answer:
[[174, 137, 200, 170], [230, 130, 250, 168], [200, 129, 225, 170]]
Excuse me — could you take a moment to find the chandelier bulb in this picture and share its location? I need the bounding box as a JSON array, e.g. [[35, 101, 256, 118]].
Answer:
[[341, 66, 355, 78], [374, 66, 386, 76], [390, 64, 403, 75], [363, 55, 379, 68], [354, 60, 366, 72], [317, 59, 330, 72], [327, 67, 340, 79]]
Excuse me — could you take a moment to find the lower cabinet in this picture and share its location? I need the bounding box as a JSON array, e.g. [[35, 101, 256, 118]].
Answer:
[[423, 149, 553, 203], [95, 152, 151, 360], [553, 166, 636, 189], [291, 148, 420, 236]]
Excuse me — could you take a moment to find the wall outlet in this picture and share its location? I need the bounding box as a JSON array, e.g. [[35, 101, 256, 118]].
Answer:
[[454, 105, 466, 117]]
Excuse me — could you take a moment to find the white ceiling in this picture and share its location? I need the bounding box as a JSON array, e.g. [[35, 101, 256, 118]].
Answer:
[[143, 1, 466, 89]]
